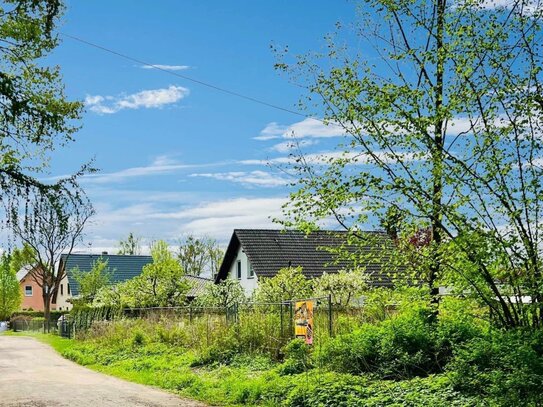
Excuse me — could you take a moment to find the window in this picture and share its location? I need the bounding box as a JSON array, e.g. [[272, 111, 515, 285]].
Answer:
[[237, 260, 242, 279], [24, 286, 33, 297], [67, 283, 71, 295], [248, 261, 254, 278], [60, 284, 64, 296]]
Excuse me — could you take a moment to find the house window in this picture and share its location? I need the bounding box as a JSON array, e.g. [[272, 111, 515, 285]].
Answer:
[[24, 286, 33, 297], [248, 261, 254, 278], [67, 283, 71, 295], [237, 260, 242, 279], [60, 284, 64, 296]]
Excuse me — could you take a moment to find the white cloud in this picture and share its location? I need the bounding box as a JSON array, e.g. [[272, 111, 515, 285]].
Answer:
[[141, 64, 190, 71], [190, 170, 288, 187], [151, 197, 287, 238], [81, 155, 226, 184], [85, 85, 189, 114], [255, 118, 346, 140]]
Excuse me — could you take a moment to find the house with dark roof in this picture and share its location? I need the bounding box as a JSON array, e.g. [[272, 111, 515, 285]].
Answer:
[[59, 253, 211, 309], [214, 229, 397, 296]]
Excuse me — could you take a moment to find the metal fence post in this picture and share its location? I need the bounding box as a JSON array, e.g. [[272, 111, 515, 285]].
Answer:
[[289, 300, 294, 338], [328, 294, 333, 337]]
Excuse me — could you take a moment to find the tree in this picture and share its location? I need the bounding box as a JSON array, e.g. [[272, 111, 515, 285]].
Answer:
[[254, 267, 312, 303], [195, 279, 245, 308], [0, 253, 21, 320], [117, 232, 141, 255], [123, 240, 189, 307], [177, 235, 224, 277], [10, 183, 94, 325], [71, 258, 112, 305], [0, 0, 84, 211], [314, 271, 367, 307], [277, 0, 543, 328]]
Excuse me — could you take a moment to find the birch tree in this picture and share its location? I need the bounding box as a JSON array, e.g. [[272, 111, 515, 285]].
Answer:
[[277, 0, 543, 328]]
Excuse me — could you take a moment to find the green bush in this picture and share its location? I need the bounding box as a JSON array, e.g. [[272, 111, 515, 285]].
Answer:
[[278, 339, 313, 375], [449, 328, 543, 406], [316, 305, 481, 379]]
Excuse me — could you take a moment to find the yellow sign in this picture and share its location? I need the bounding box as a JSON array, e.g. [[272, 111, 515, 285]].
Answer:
[[294, 300, 314, 345]]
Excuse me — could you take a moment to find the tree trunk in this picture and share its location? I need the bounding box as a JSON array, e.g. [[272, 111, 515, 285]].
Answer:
[[43, 291, 51, 333], [429, 0, 446, 309]]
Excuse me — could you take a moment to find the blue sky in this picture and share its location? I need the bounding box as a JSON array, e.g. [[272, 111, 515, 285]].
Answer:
[[42, 1, 358, 251]]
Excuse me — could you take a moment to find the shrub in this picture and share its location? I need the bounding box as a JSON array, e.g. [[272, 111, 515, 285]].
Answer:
[[449, 328, 543, 406], [278, 339, 313, 375], [316, 304, 481, 379]]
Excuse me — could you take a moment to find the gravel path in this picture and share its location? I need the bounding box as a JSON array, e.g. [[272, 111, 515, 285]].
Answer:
[[0, 335, 207, 407]]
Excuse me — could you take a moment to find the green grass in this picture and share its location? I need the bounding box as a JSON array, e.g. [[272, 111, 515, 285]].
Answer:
[[4, 330, 482, 406]]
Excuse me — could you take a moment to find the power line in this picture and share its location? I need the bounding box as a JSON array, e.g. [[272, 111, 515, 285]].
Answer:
[[61, 32, 314, 120]]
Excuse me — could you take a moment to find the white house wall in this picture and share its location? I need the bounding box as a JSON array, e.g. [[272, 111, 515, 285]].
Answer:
[[54, 274, 73, 311], [228, 248, 258, 296]]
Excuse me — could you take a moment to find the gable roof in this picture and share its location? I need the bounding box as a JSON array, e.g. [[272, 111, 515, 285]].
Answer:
[[60, 253, 153, 296], [215, 229, 397, 285], [184, 275, 212, 299]]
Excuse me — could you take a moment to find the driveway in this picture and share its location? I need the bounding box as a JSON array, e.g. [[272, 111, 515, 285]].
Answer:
[[0, 335, 206, 407]]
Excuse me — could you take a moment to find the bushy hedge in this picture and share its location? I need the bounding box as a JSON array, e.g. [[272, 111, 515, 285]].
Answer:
[[449, 328, 543, 406], [10, 310, 69, 322], [315, 304, 483, 379]]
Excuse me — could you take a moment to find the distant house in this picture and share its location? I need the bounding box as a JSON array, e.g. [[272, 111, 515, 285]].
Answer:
[[59, 253, 153, 309], [59, 253, 209, 308], [214, 229, 397, 296], [17, 267, 71, 312]]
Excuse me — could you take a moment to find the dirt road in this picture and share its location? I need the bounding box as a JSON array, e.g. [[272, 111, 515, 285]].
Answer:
[[0, 335, 206, 406]]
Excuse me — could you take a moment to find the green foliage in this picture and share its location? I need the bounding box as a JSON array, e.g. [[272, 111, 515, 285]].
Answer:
[[314, 270, 366, 307], [317, 302, 483, 380], [116, 240, 189, 307], [0, 253, 21, 320], [449, 329, 543, 406], [277, 0, 543, 328], [117, 232, 141, 255], [194, 278, 245, 308], [255, 266, 312, 302], [278, 339, 313, 375], [0, 0, 84, 203], [71, 258, 112, 304]]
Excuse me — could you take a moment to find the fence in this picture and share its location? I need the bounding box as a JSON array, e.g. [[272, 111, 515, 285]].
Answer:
[[54, 296, 336, 351], [10, 296, 356, 353]]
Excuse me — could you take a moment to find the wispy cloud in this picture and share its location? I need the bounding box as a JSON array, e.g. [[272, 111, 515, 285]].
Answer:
[[83, 155, 226, 184], [150, 197, 287, 238], [255, 118, 346, 141], [190, 170, 288, 187], [85, 85, 189, 114], [140, 64, 191, 71]]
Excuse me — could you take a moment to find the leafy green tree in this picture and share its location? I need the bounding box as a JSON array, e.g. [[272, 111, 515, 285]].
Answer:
[[0, 0, 84, 206], [314, 271, 367, 307], [123, 240, 189, 307], [177, 235, 224, 277], [0, 253, 21, 320], [255, 266, 312, 303], [277, 0, 543, 328], [117, 232, 142, 255], [71, 258, 112, 304], [195, 278, 245, 308]]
